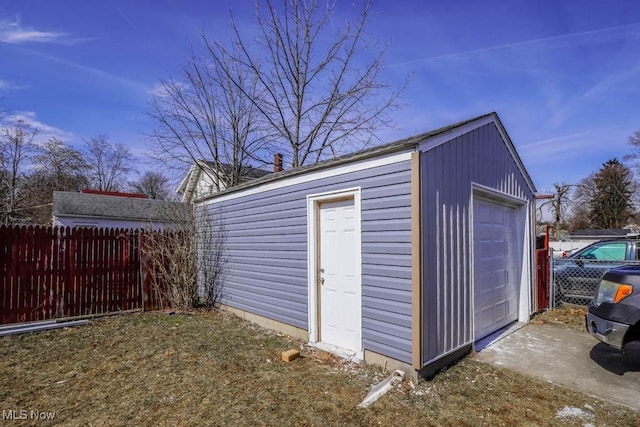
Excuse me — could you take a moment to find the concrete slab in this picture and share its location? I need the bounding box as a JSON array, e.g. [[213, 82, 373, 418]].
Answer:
[[474, 324, 640, 412]]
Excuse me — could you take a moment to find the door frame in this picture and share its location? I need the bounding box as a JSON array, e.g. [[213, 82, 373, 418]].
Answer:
[[306, 187, 363, 359]]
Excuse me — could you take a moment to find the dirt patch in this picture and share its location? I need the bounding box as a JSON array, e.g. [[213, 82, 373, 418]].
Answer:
[[533, 306, 587, 331], [1, 311, 638, 426]]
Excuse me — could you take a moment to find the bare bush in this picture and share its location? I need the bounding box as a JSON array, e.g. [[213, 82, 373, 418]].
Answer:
[[140, 204, 226, 310]]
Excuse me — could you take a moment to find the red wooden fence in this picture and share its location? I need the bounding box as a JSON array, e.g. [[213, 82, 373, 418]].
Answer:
[[535, 248, 550, 311], [0, 225, 149, 324]]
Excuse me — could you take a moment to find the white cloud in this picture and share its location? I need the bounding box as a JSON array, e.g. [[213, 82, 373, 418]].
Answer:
[[0, 16, 88, 45], [149, 81, 190, 98], [0, 78, 27, 91], [388, 22, 640, 69], [1, 111, 74, 144]]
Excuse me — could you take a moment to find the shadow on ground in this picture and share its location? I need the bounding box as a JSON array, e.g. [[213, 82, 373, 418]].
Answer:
[[590, 342, 640, 376]]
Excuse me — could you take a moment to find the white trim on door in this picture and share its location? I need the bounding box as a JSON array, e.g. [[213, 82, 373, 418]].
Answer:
[[306, 187, 363, 360], [470, 184, 532, 342]]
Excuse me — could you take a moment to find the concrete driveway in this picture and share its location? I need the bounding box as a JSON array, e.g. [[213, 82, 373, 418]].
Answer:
[[474, 323, 640, 411]]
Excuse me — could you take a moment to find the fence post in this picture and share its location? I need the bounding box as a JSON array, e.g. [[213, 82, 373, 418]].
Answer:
[[548, 249, 555, 309]]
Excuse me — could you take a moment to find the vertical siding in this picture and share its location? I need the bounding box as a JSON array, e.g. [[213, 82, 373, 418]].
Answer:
[[204, 160, 414, 364], [421, 123, 533, 365]]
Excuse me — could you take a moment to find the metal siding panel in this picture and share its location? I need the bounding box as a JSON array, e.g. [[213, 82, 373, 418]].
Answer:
[[225, 254, 307, 269], [362, 218, 412, 232], [420, 123, 534, 366], [225, 262, 307, 278], [362, 275, 412, 291], [363, 182, 411, 199], [363, 307, 411, 329], [361, 230, 411, 244], [364, 264, 412, 280], [225, 268, 306, 287], [362, 294, 412, 314], [363, 318, 412, 342], [225, 280, 308, 304], [363, 286, 412, 304], [225, 243, 306, 253], [361, 194, 411, 210], [362, 253, 412, 268], [362, 242, 412, 255], [206, 159, 413, 363], [362, 331, 412, 363], [362, 206, 412, 221]]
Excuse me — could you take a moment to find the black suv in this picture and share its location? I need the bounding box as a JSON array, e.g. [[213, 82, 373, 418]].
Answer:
[[586, 265, 640, 350], [554, 237, 640, 303]]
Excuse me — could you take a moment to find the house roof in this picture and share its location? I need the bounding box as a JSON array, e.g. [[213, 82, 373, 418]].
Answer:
[[176, 160, 271, 200], [201, 161, 272, 180], [52, 191, 190, 223], [570, 229, 632, 237], [198, 112, 536, 202]]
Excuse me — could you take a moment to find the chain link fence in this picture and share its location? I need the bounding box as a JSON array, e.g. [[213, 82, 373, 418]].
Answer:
[[552, 258, 640, 306]]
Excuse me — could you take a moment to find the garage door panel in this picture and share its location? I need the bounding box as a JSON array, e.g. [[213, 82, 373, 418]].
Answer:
[[473, 197, 520, 341]]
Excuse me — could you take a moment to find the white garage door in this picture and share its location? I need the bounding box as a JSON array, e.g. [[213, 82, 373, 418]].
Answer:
[[473, 197, 520, 341]]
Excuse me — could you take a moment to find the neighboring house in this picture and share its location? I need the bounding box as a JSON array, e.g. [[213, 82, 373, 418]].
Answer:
[[550, 228, 636, 256], [176, 159, 272, 202], [52, 190, 189, 230], [570, 228, 633, 241], [196, 112, 537, 378]]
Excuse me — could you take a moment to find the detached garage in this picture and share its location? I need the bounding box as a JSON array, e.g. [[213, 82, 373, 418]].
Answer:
[[198, 112, 536, 376]]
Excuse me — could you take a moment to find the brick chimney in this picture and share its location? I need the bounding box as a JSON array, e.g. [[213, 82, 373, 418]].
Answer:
[[274, 153, 283, 173]]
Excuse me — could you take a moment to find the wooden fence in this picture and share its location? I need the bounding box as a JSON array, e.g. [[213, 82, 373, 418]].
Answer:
[[0, 225, 164, 325]]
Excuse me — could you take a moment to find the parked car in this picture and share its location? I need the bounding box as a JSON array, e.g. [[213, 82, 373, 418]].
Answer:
[[586, 265, 640, 350], [554, 237, 640, 303]]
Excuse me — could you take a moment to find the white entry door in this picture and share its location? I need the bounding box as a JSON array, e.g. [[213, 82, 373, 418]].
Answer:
[[319, 198, 361, 353], [473, 197, 520, 341]]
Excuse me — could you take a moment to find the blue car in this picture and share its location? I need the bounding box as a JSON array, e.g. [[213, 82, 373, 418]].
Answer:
[[554, 239, 640, 303]]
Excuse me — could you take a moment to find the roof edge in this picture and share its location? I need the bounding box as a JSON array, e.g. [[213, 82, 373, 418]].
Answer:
[[198, 113, 498, 202]]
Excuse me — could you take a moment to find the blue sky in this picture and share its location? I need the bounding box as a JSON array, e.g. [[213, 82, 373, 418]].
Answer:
[[1, 0, 639, 193]]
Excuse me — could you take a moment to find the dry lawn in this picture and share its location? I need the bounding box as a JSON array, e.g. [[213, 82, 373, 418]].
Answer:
[[533, 306, 587, 331], [1, 311, 638, 426]]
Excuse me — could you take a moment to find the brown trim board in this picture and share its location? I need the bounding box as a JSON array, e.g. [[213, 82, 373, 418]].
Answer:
[[410, 151, 422, 369]]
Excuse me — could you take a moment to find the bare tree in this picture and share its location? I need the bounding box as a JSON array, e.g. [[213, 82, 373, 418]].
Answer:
[[215, 0, 403, 168], [33, 138, 89, 188], [129, 171, 172, 200], [84, 135, 133, 191], [139, 205, 226, 310], [625, 130, 640, 168], [148, 39, 269, 190], [0, 120, 37, 223], [567, 177, 595, 231], [538, 182, 571, 239], [21, 138, 89, 224]]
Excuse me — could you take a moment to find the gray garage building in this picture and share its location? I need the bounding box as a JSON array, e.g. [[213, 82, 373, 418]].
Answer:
[[198, 112, 536, 375]]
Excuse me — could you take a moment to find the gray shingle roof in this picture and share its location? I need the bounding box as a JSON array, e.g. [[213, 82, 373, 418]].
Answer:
[[199, 112, 516, 201], [52, 192, 190, 223], [200, 161, 271, 180]]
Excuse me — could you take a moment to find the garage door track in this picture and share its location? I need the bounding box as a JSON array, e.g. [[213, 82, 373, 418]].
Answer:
[[474, 323, 640, 411]]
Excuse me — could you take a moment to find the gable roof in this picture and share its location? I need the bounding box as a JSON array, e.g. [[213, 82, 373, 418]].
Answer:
[[198, 112, 536, 202], [201, 161, 272, 180], [570, 229, 632, 238], [52, 191, 189, 223], [176, 160, 271, 201]]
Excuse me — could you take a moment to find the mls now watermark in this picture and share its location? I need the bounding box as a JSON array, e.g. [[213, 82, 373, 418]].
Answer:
[[3, 409, 56, 421]]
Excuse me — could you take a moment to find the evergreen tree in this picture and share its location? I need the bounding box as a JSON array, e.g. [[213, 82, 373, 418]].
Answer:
[[588, 158, 634, 229]]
